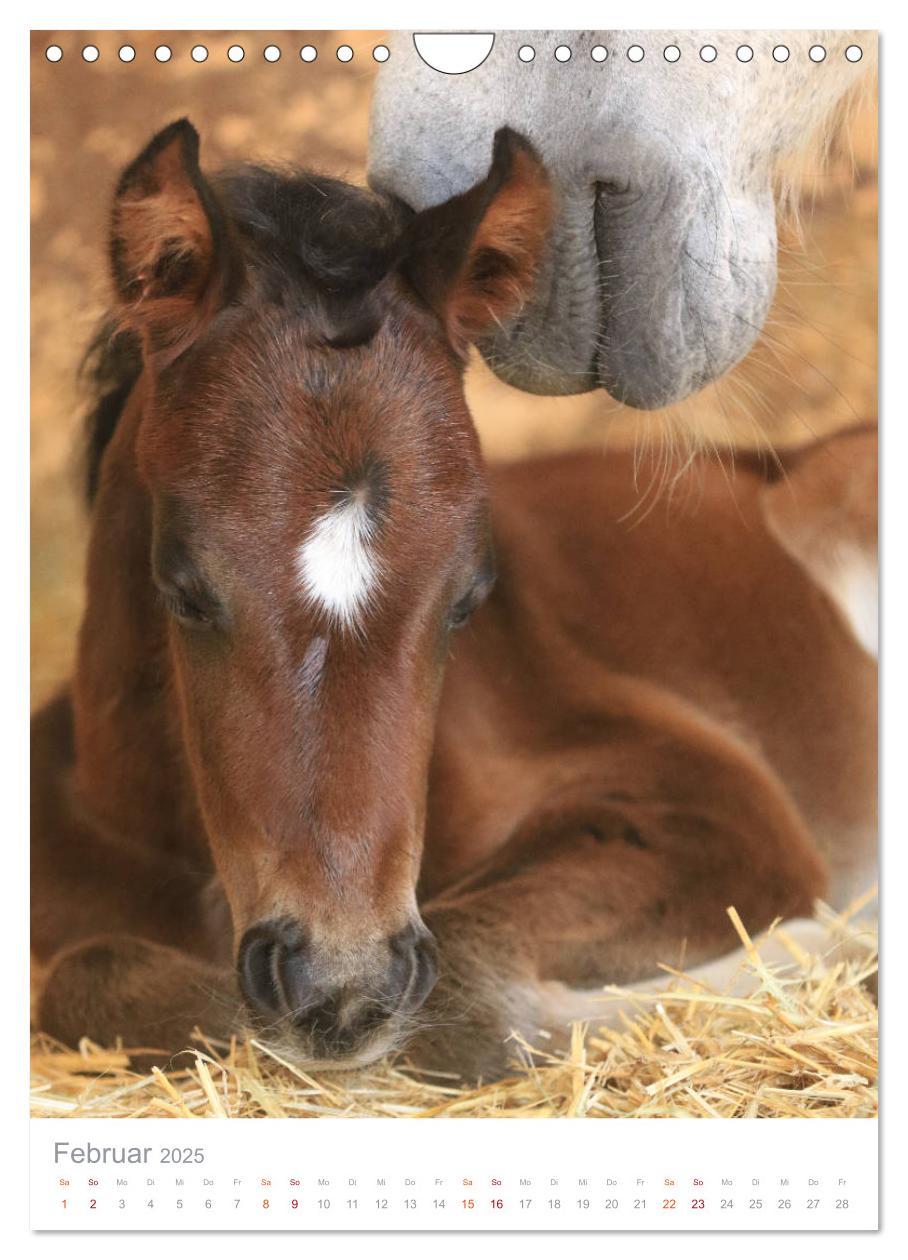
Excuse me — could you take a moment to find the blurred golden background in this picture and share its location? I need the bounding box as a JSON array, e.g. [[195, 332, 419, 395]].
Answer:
[[31, 30, 877, 709]]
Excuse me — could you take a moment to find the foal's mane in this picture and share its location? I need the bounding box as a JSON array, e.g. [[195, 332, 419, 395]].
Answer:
[[81, 162, 409, 504]]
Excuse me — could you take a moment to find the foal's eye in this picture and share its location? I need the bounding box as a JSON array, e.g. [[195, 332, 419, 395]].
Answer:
[[447, 596, 476, 631], [447, 569, 495, 631], [159, 587, 213, 629]]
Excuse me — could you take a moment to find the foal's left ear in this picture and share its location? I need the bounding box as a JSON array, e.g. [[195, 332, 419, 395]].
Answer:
[[401, 128, 552, 355], [110, 119, 238, 361]]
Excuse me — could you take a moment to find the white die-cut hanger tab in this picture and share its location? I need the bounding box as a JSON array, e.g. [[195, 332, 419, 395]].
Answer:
[[413, 32, 495, 75]]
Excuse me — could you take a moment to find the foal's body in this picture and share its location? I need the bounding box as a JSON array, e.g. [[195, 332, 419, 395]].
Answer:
[[430, 445, 877, 910], [32, 120, 876, 1080], [415, 438, 876, 1073], [33, 436, 876, 1078]]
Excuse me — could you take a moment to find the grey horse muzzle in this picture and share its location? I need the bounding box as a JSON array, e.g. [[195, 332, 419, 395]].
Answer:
[[478, 162, 778, 409]]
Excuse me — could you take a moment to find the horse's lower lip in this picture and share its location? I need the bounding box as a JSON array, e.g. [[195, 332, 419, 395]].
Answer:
[[478, 329, 598, 397], [281, 1033, 401, 1073], [595, 353, 694, 410], [250, 1005, 408, 1070]]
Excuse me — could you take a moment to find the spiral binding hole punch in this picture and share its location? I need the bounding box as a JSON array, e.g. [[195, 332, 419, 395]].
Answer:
[[42, 38, 864, 67]]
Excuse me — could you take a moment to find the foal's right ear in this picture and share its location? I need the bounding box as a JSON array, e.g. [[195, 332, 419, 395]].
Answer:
[[401, 128, 553, 356], [110, 119, 238, 362]]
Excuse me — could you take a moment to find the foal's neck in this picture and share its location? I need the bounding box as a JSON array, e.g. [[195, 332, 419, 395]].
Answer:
[[70, 385, 209, 867]]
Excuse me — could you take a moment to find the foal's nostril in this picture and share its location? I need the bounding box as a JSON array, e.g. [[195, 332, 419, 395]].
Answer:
[[239, 932, 280, 1015], [237, 919, 312, 1019], [389, 925, 438, 1014], [406, 936, 438, 1013]]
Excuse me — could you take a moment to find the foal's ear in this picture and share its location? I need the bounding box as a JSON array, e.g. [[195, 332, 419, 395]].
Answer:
[[110, 119, 238, 361], [401, 128, 552, 355], [761, 425, 878, 657]]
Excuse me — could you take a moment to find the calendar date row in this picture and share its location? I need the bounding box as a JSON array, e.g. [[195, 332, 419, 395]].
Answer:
[[58, 1195, 853, 1213]]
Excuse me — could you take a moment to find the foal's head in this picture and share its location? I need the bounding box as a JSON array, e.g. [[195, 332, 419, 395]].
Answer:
[[102, 119, 551, 1063]]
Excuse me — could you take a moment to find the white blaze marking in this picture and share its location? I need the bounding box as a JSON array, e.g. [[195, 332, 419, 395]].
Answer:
[[296, 497, 378, 632]]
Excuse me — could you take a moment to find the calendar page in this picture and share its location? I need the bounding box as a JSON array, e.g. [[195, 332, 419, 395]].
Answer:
[[28, 10, 879, 1239]]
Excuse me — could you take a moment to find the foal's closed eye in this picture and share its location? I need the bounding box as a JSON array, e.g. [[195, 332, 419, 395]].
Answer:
[[152, 524, 221, 630], [156, 584, 215, 629], [160, 588, 213, 628], [447, 595, 477, 631], [153, 572, 220, 630], [447, 568, 496, 630]]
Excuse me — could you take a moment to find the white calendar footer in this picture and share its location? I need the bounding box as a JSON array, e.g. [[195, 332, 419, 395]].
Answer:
[[31, 1117, 878, 1230]]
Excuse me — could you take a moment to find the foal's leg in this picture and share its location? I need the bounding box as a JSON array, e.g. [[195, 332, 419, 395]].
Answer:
[[512, 916, 871, 1035], [38, 936, 242, 1059], [412, 741, 828, 1081], [33, 850, 242, 1059], [32, 696, 241, 1060]]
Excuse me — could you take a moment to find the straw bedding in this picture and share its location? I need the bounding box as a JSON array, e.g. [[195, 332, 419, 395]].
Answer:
[[30, 902, 877, 1120]]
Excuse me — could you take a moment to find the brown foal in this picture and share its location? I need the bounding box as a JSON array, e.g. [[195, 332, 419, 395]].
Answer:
[[31, 120, 877, 1080]]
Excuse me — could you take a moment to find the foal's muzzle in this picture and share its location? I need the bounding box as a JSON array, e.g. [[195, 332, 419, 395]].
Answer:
[[237, 918, 438, 1059]]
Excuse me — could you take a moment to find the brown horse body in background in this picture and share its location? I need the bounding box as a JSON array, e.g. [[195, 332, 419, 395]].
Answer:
[[31, 122, 877, 1080]]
